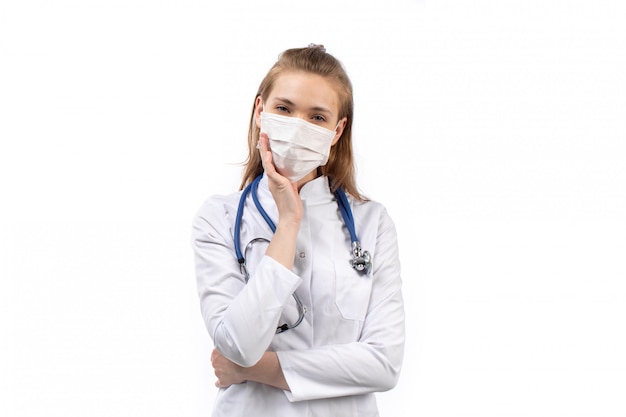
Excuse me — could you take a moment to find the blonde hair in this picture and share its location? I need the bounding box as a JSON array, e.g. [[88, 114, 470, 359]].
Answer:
[[239, 45, 365, 201]]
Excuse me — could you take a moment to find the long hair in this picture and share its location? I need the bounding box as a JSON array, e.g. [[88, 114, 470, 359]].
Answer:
[[239, 46, 365, 201]]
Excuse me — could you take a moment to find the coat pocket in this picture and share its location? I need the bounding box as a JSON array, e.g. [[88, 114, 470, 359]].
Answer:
[[333, 260, 373, 321]]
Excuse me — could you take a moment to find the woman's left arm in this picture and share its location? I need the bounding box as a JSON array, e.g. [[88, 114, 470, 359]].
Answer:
[[279, 207, 404, 400]]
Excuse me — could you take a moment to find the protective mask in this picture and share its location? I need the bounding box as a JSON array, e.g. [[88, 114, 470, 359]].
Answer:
[[260, 112, 338, 182]]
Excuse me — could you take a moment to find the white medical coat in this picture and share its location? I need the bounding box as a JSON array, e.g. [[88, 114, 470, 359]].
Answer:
[[192, 174, 405, 417]]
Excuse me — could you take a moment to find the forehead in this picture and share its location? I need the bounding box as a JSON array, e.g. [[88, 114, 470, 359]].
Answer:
[[268, 71, 340, 112]]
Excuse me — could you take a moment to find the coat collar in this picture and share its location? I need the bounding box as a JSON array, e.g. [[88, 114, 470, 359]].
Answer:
[[258, 173, 335, 208]]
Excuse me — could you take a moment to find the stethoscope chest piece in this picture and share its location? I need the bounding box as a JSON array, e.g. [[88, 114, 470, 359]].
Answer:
[[350, 241, 372, 275]]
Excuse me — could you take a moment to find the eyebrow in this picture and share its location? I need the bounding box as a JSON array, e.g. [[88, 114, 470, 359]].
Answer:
[[273, 97, 334, 115]]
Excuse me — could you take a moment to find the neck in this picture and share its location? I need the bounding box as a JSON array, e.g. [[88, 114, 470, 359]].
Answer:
[[296, 168, 321, 191]]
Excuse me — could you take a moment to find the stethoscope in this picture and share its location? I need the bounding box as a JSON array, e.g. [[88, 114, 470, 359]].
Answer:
[[233, 174, 372, 333]]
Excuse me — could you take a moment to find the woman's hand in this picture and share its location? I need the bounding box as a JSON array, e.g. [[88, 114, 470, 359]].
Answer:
[[211, 348, 246, 388], [258, 133, 303, 225], [211, 349, 290, 391], [258, 133, 301, 270]]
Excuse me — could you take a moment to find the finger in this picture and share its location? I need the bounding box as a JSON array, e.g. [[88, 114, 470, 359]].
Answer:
[[215, 379, 232, 389], [259, 133, 291, 186], [258, 132, 268, 152], [258, 133, 275, 175]]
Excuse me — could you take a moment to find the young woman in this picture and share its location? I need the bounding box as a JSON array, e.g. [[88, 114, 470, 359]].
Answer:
[[192, 44, 405, 416]]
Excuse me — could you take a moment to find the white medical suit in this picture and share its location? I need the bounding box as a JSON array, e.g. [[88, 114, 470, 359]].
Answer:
[[192, 174, 405, 417]]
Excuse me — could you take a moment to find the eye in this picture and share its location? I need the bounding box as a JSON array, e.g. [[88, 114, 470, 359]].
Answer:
[[276, 105, 290, 113], [312, 115, 326, 122]]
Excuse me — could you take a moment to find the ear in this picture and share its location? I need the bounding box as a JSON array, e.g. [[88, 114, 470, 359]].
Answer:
[[254, 96, 264, 129], [331, 117, 348, 146]]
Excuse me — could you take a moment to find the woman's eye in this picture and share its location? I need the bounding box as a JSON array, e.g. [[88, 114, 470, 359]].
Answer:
[[276, 105, 289, 113], [313, 115, 326, 122]]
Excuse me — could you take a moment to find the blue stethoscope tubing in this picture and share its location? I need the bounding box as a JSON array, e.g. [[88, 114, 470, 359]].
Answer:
[[233, 173, 372, 333], [234, 174, 272, 267]]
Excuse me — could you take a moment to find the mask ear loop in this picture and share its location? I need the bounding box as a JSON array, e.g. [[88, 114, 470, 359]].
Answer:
[[331, 118, 345, 143], [333, 186, 373, 275]]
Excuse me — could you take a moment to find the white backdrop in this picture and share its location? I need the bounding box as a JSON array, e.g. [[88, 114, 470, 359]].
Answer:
[[2, 1, 625, 416]]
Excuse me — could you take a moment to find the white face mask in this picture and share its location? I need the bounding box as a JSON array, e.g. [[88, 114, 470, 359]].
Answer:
[[260, 111, 338, 182]]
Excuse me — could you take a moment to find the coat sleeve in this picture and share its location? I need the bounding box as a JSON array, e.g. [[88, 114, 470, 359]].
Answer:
[[277, 208, 405, 401], [191, 197, 302, 367]]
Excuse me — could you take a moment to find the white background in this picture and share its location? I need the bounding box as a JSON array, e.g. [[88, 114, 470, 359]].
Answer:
[[2, 0, 625, 416]]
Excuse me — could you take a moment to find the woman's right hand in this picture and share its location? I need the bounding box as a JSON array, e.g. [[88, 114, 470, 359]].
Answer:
[[258, 133, 303, 226], [258, 133, 302, 270]]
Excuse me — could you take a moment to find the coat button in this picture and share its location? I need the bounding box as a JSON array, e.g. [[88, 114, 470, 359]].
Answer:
[[299, 251, 306, 259]]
